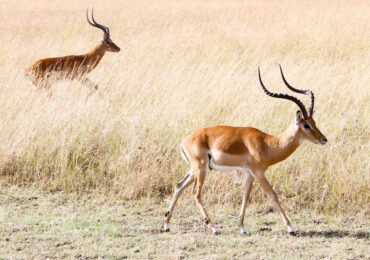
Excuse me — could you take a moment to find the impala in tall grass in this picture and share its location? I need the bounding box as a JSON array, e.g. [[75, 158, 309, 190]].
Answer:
[[25, 9, 120, 90], [163, 66, 327, 235]]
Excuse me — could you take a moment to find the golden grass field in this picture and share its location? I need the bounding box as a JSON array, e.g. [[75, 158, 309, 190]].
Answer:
[[0, 0, 369, 258]]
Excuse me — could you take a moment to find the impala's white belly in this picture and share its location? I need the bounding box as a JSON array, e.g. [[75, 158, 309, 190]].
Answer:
[[209, 161, 245, 172], [209, 150, 248, 172]]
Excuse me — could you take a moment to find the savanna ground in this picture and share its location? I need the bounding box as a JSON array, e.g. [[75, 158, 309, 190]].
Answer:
[[0, 0, 369, 259], [1, 188, 369, 259]]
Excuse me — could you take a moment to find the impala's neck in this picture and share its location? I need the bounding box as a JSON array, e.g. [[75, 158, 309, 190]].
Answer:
[[265, 123, 303, 165], [85, 44, 107, 72]]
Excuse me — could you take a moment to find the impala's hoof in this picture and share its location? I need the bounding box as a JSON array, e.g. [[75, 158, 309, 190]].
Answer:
[[240, 227, 248, 234], [288, 226, 297, 236], [162, 223, 170, 233], [212, 227, 220, 235]]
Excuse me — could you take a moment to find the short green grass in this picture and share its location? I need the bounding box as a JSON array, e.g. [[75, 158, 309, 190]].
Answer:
[[1, 188, 368, 259]]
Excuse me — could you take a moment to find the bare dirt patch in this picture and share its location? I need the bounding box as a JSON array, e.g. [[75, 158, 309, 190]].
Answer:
[[0, 189, 368, 259]]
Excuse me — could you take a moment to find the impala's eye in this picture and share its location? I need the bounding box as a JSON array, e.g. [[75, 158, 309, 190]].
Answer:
[[303, 124, 311, 130]]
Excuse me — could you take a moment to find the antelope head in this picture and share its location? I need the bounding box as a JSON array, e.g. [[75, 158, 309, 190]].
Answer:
[[86, 9, 121, 52], [258, 66, 328, 145]]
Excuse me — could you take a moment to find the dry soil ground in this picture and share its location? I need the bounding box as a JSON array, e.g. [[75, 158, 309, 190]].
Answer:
[[0, 188, 369, 259]]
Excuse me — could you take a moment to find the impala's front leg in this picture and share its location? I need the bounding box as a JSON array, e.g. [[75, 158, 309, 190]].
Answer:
[[254, 171, 296, 235], [80, 77, 98, 92], [239, 171, 254, 234]]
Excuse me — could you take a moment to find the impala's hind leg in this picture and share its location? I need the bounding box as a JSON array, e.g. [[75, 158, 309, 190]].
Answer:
[[192, 160, 219, 234], [25, 73, 46, 89], [163, 171, 195, 232]]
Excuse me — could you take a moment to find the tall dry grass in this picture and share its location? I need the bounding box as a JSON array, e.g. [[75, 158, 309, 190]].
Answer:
[[0, 0, 369, 213]]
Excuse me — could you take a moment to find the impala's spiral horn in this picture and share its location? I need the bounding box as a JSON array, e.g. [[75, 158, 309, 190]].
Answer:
[[258, 67, 310, 119], [279, 65, 315, 117], [86, 8, 110, 39]]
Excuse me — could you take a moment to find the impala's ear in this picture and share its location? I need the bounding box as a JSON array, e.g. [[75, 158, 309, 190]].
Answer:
[[295, 110, 303, 125]]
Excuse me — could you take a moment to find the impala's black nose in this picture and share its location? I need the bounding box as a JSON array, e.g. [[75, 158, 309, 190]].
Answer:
[[321, 137, 328, 144]]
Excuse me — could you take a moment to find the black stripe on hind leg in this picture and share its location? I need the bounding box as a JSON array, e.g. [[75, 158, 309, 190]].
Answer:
[[208, 153, 213, 170], [176, 173, 190, 189]]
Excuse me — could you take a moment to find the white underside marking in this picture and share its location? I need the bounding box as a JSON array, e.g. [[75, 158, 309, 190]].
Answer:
[[209, 162, 245, 172], [209, 150, 248, 172]]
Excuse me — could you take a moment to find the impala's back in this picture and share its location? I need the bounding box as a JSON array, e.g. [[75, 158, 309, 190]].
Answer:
[[181, 125, 270, 171], [26, 55, 90, 84]]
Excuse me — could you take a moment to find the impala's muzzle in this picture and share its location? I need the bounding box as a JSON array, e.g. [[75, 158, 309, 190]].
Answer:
[[111, 44, 120, 52], [320, 137, 328, 145]]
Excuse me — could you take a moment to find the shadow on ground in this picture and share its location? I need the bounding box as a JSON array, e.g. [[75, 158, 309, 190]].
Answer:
[[298, 230, 369, 239]]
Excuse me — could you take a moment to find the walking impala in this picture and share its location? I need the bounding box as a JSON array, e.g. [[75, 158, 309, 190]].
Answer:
[[25, 9, 120, 90], [163, 66, 327, 235]]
